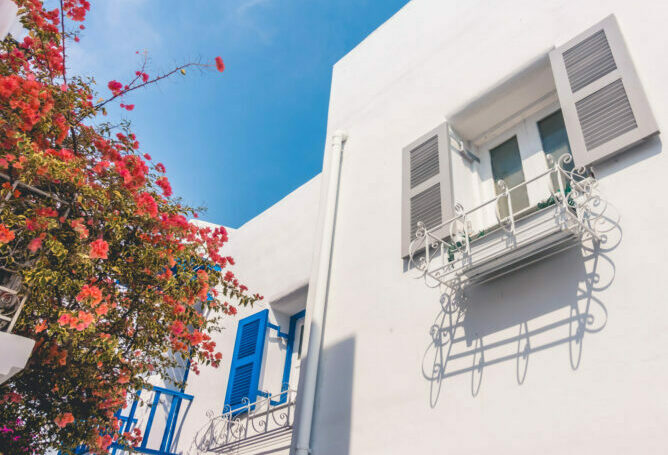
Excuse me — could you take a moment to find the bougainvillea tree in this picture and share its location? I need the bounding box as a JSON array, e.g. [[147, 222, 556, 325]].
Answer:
[[0, 1, 260, 453]]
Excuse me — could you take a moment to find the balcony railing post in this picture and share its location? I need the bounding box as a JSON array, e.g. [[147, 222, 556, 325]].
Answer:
[[463, 212, 470, 255], [286, 390, 293, 426], [243, 399, 250, 440], [264, 395, 270, 434], [557, 163, 568, 211], [223, 408, 231, 446], [506, 187, 515, 234]]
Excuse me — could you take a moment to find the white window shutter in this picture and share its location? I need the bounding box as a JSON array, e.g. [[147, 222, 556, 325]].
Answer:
[[549, 14, 659, 168], [401, 122, 454, 258]]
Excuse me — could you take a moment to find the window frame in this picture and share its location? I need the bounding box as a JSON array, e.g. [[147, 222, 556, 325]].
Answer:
[[475, 101, 567, 230]]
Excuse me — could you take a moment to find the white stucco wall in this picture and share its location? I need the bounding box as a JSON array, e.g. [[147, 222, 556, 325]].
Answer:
[[171, 175, 321, 454], [309, 1, 668, 454], [0, 0, 19, 40]]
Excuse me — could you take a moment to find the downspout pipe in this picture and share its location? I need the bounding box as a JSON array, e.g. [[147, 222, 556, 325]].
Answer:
[[293, 130, 347, 455]]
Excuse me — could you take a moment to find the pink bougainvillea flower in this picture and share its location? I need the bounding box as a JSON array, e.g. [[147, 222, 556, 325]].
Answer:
[[34, 320, 47, 333], [28, 234, 45, 252], [155, 162, 166, 173], [118, 371, 130, 384], [54, 412, 74, 428], [95, 303, 109, 316], [124, 104, 134, 111], [0, 224, 15, 243], [215, 56, 225, 72], [97, 434, 113, 450], [196, 269, 208, 282], [134, 192, 158, 218], [170, 320, 185, 336], [89, 238, 109, 259], [76, 311, 94, 330], [36, 207, 58, 217], [70, 218, 89, 239], [2, 392, 22, 404], [76, 284, 103, 306], [58, 313, 72, 326], [156, 177, 172, 197], [107, 80, 122, 91]]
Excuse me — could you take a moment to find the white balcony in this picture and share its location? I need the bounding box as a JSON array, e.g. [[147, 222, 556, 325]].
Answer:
[[409, 155, 607, 288], [194, 389, 297, 454], [0, 276, 33, 385]]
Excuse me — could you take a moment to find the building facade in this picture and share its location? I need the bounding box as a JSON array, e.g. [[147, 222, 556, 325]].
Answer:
[[302, 1, 667, 454], [108, 0, 668, 454]]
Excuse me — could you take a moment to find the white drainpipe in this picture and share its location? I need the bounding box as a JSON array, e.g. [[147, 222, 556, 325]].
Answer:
[[293, 130, 347, 455]]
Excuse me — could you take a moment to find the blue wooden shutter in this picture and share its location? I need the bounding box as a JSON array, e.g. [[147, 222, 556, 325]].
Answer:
[[224, 309, 268, 412]]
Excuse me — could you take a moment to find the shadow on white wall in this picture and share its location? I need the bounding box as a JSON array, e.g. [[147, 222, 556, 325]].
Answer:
[[422, 207, 620, 404]]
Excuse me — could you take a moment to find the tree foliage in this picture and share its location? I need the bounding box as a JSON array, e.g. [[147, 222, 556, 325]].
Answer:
[[0, 1, 260, 453]]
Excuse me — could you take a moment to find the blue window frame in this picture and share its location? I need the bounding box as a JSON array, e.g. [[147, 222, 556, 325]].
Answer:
[[224, 309, 269, 412], [273, 310, 305, 404]]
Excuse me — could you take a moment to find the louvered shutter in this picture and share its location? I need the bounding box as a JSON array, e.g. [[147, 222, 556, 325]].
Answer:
[[401, 122, 454, 257], [224, 309, 268, 412], [549, 14, 658, 168]]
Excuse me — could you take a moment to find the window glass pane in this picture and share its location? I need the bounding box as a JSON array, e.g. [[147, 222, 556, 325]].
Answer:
[[490, 136, 529, 219], [537, 109, 574, 189]]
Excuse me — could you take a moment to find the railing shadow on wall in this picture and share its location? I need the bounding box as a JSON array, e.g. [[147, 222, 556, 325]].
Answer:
[[421, 205, 621, 405]]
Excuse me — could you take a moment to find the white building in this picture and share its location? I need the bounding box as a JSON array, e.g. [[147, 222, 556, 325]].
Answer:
[[14, 0, 667, 454]]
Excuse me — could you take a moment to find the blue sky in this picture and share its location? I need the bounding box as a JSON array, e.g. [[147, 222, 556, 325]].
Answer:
[[65, 0, 410, 228]]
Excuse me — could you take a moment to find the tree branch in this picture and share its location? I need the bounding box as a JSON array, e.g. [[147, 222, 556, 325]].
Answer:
[[93, 61, 211, 111]]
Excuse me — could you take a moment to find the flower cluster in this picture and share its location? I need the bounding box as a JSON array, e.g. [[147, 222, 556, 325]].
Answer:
[[0, 1, 261, 454]]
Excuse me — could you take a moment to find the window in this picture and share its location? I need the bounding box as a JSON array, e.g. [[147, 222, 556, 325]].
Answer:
[[402, 14, 658, 259], [489, 136, 530, 219], [286, 311, 305, 390], [537, 110, 574, 189], [224, 309, 306, 413]]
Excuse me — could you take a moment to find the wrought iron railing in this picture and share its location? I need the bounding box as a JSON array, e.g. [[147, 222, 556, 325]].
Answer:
[[195, 389, 297, 453], [0, 269, 26, 333], [0, 173, 68, 333], [409, 154, 609, 288]]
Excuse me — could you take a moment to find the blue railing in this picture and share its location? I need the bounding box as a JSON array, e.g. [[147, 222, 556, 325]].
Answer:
[[110, 386, 193, 455]]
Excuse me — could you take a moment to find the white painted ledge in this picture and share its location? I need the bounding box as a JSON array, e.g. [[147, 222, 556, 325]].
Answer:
[[0, 331, 35, 385]]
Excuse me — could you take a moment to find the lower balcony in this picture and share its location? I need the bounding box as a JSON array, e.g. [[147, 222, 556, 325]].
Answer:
[[1, 275, 34, 385], [195, 389, 297, 454]]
